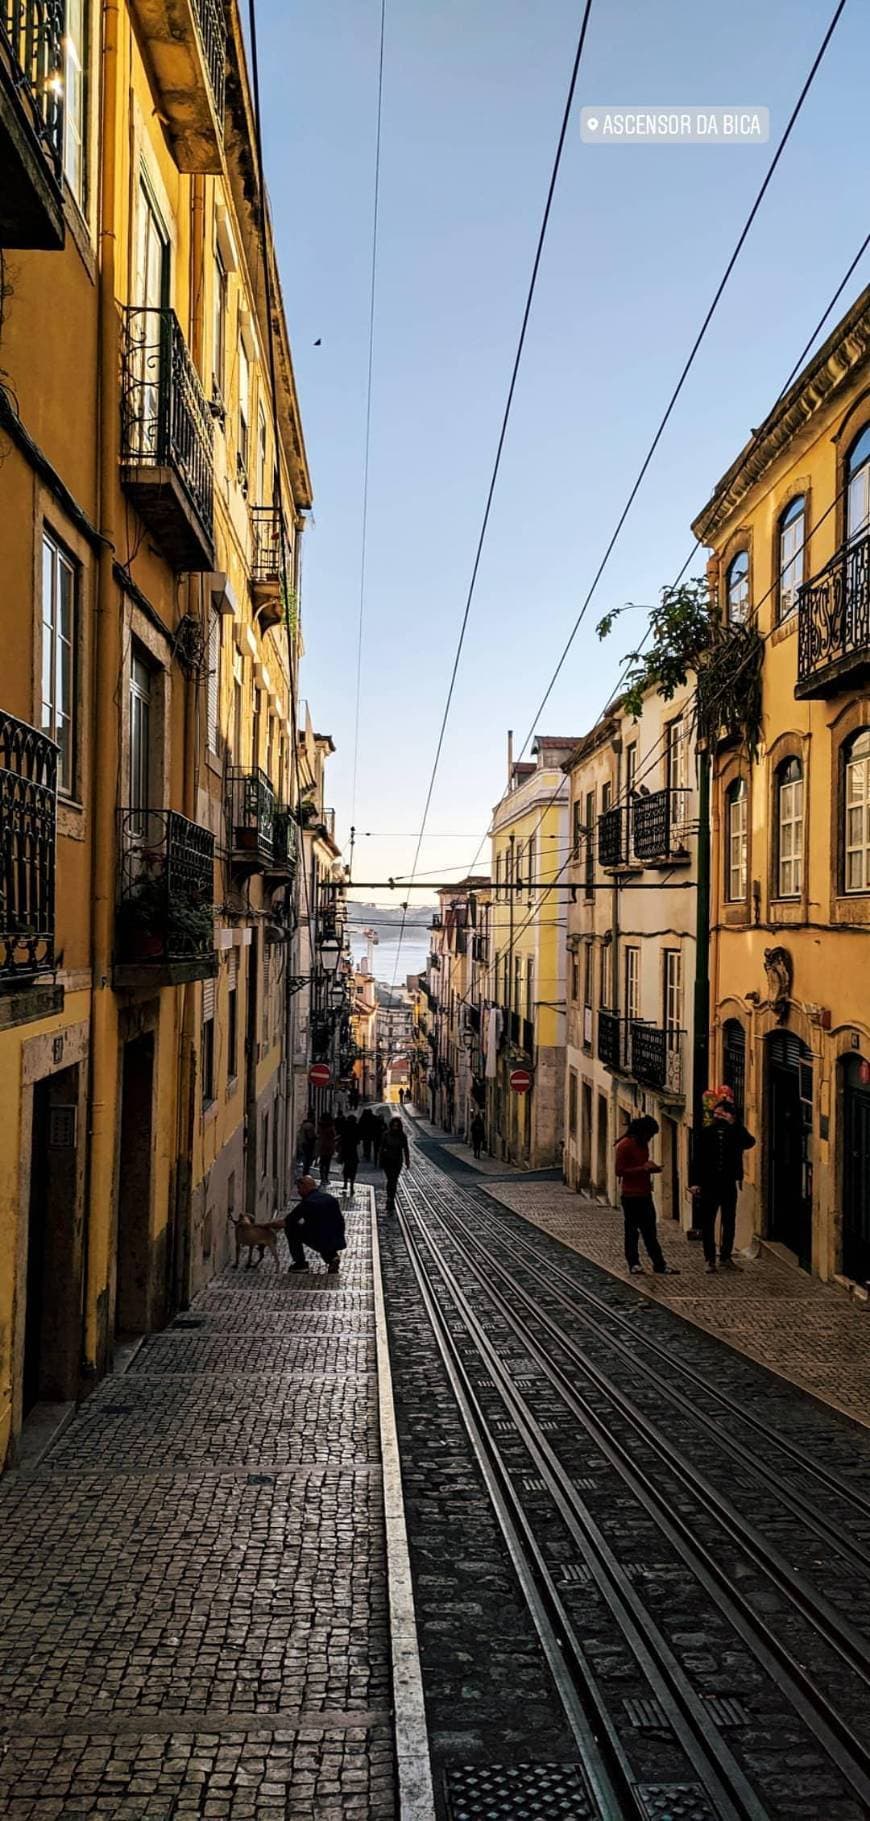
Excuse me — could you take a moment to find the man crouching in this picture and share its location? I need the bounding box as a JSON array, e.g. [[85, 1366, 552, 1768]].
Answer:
[[285, 1174, 347, 1276]]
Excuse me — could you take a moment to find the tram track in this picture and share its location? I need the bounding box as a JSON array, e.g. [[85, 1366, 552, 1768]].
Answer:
[[395, 1151, 870, 1819]]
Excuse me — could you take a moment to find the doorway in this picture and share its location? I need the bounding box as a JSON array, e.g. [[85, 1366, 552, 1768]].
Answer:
[[661, 1113, 680, 1221], [580, 1082, 593, 1182], [842, 1055, 870, 1284], [23, 1065, 81, 1416], [116, 1034, 155, 1336], [596, 1094, 608, 1195], [766, 1031, 813, 1270]]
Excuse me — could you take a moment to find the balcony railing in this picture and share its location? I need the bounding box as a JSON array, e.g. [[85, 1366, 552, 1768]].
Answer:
[[115, 806, 215, 985], [630, 1022, 684, 1096], [0, 710, 57, 983], [120, 306, 215, 571], [265, 806, 298, 880], [249, 506, 291, 630], [0, 0, 65, 248], [632, 788, 690, 863], [597, 1008, 622, 1070], [797, 531, 870, 698], [598, 805, 627, 869], [192, 0, 225, 122], [227, 767, 275, 869]]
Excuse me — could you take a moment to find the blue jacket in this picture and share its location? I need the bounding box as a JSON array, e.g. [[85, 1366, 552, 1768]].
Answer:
[[293, 1187, 346, 1253]]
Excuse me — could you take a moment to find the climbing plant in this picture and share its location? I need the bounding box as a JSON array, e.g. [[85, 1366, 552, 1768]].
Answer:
[[596, 579, 764, 758]]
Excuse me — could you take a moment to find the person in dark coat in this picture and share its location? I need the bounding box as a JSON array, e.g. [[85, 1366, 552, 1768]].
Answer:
[[317, 1113, 336, 1186], [372, 1112, 387, 1167], [380, 1117, 411, 1212], [358, 1106, 376, 1163], [341, 1113, 360, 1196], [690, 1099, 756, 1272], [285, 1176, 346, 1276], [470, 1113, 485, 1160], [615, 1115, 678, 1276], [297, 1113, 316, 1175]]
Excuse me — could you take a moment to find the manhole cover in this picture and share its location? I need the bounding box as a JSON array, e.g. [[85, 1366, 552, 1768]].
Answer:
[[246, 1473, 275, 1486], [635, 1786, 718, 1821], [445, 1762, 595, 1819]]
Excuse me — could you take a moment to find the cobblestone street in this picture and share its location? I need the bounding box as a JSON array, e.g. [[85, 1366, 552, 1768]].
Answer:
[[0, 1189, 395, 1820]]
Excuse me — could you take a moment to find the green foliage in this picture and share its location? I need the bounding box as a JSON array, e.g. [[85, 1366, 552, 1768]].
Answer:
[[596, 579, 764, 757], [118, 871, 214, 957]]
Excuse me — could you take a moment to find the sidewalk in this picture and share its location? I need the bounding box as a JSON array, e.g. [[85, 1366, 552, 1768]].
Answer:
[[0, 1185, 400, 1819], [482, 1177, 870, 1431]]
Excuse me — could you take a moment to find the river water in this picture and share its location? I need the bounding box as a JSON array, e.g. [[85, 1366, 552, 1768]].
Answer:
[[348, 928, 430, 984]]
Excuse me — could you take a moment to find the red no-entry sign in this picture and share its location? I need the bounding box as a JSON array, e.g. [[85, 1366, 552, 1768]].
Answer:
[[308, 1063, 332, 1087], [510, 1067, 533, 1094]]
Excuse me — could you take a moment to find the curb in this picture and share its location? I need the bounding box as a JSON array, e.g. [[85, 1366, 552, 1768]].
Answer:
[[370, 1190, 436, 1821]]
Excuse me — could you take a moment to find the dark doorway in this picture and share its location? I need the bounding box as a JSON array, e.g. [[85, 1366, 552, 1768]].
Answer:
[[661, 1113, 680, 1220], [766, 1031, 813, 1270], [596, 1093, 608, 1195], [580, 1082, 592, 1182], [722, 1019, 746, 1116], [116, 1033, 155, 1336], [842, 1055, 870, 1284], [24, 1065, 81, 1416]]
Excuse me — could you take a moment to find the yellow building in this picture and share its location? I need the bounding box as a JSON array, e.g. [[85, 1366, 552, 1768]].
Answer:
[[426, 878, 489, 1135], [0, 0, 313, 1466], [487, 736, 576, 1167], [692, 285, 870, 1284]]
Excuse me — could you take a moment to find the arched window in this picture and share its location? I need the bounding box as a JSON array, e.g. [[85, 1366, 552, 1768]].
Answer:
[[776, 757, 803, 897], [726, 550, 749, 624], [778, 496, 805, 619], [847, 425, 870, 544], [844, 728, 870, 894], [726, 778, 747, 901]]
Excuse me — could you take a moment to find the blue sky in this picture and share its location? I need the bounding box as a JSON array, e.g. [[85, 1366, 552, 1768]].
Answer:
[[255, 0, 870, 902]]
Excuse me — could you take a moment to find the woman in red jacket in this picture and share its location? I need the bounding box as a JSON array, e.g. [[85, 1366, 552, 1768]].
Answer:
[[614, 1116, 679, 1277]]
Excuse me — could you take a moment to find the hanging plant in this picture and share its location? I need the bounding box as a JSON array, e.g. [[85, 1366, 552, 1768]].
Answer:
[[696, 619, 764, 759], [596, 579, 764, 758]]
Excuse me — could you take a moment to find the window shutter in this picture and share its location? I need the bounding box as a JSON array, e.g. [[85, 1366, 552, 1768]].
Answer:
[[227, 948, 238, 991], [202, 978, 215, 1021], [207, 609, 220, 752]]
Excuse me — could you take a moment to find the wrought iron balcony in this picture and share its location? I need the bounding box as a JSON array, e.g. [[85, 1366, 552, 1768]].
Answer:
[[249, 506, 291, 631], [632, 788, 690, 863], [127, 0, 225, 173], [598, 805, 627, 870], [120, 306, 215, 572], [630, 1022, 684, 1096], [796, 531, 870, 698], [0, 0, 65, 248], [597, 1008, 625, 1071], [264, 806, 298, 882], [0, 710, 57, 984], [115, 806, 215, 988], [227, 767, 275, 870]]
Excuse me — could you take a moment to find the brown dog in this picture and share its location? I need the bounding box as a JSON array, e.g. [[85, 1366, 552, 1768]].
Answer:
[[229, 1213, 284, 1269]]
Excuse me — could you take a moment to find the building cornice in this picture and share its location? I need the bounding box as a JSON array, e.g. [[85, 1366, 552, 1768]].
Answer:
[[692, 286, 870, 544]]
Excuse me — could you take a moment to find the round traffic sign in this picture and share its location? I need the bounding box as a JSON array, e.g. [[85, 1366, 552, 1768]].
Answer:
[[308, 1063, 332, 1087], [510, 1067, 532, 1094]]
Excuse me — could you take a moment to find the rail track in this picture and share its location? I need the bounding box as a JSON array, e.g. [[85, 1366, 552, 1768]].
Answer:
[[395, 1145, 870, 1821]]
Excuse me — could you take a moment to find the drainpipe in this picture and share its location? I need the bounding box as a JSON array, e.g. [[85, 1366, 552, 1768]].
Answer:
[[689, 746, 712, 1235], [83, 0, 120, 1378]]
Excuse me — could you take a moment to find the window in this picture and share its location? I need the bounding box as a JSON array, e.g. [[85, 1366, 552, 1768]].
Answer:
[[847, 425, 870, 544], [624, 946, 640, 1024], [526, 958, 533, 1021], [227, 949, 238, 1081], [206, 607, 221, 754], [572, 798, 583, 860], [600, 940, 612, 1011], [778, 496, 805, 619], [625, 742, 637, 796], [202, 978, 215, 1106], [667, 714, 689, 845], [601, 780, 612, 816], [213, 246, 228, 397], [663, 950, 682, 1032], [130, 651, 152, 830], [252, 687, 261, 770], [495, 852, 503, 900], [232, 655, 244, 761], [844, 729, 870, 894], [257, 402, 268, 504], [238, 340, 250, 478], [526, 831, 535, 903], [775, 757, 803, 898], [726, 778, 748, 902], [261, 1110, 269, 1177], [584, 789, 595, 900], [568, 1069, 578, 1139], [64, 0, 86, 204], [570, 951, 580, 1002], [726, 550, 749, 625], [41, 531, 76, 794], [583, 941, 593, 1009]]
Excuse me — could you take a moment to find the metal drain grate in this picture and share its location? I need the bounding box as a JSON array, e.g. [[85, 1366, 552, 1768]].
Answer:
[[624, 1696, 669, 1730], [558, 1562, 591, 1586], [702, 1695, 752, 1727], [635, 1785, 719, 1821], [446, 1761, 595, 1819], [521, 1476, 547, 1494], [246, 1473, 275, 1486]]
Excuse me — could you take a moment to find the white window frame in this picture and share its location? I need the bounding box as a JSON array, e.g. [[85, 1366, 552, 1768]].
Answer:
[[726, 550, 750, 625], [63, 0, 86, 205], [776, 760, 803, 898], [624, 946, 640, 1024], [129, 650, 152, 829], [778, 497, 805, 620], [213, 243, 228, 398], [206, 608, 221, 755], [845, 732, 870, 895], [238, 339, 250, 477], [727, 779, 748, 902], [41, 529, 77, 796], [663, 948, 683, 1032]]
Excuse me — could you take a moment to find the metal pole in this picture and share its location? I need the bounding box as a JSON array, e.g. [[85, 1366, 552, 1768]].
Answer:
[[690, 748, 712, 1237]]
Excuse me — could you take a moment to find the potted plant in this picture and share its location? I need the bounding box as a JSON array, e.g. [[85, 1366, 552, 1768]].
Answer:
[[116, 870, 169, 961]]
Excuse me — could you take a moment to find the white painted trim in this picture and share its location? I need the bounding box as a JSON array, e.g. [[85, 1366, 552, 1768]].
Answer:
[[369, 1193, 436, 1821]]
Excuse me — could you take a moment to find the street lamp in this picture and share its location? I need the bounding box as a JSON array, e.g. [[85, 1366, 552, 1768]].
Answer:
[[320, 935, 341, 975]]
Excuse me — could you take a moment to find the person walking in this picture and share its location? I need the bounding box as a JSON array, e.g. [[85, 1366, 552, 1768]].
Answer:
[[690, 1098, 756, 1273], [285, 1176, 347, 1276], [372, 1111, 386, 1168], [297, 1113, 316, 1176], [614, 1116, 679, 1277], [470, 1113, 486, 1160], [317, 1112, 336, 1186], [358, 1105, 376, 1163], [380, 1116, 410, 1212], [341, 1113, 360, 1196]]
